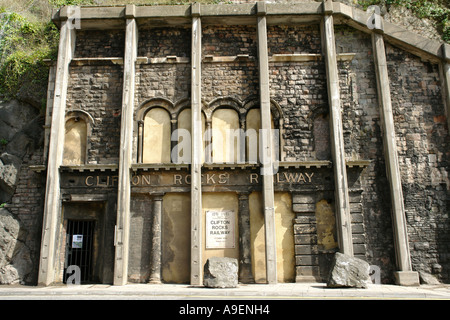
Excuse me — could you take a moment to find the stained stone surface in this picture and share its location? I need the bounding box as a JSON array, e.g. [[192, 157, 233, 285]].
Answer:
[[203, 257, 238, 288], [327, 252, 372, 289]]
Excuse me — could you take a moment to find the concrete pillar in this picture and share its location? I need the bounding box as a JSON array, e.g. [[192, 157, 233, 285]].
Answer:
[[372, 31, 419, 286], [321, 1, 353, 256], [170, 119, 178, 163], [441, 44, 450, 136], [190, 3, 203, 286], [149, 193, 164, 284], [114, 5, 138, 286], [256, 1, 277, 284], [205, 120, 212, 164], [38, 13, 76, 286], [137, 120, 144, 163], [238, 192, 255, 283]]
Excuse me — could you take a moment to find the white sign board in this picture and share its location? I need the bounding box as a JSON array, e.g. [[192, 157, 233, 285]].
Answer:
[[72, 235, 83, 249], [206, 210, 235, 249]]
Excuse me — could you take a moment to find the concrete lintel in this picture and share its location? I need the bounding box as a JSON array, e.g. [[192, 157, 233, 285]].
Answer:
[[49, 3, 447, 64], [334, 2, 443, 63], [80, 6, 125, 20], [70, 57, 124, 66], [270, 53, 321, 62], [200, 3, 256, 18], [382, 21, 442, 61], [332, 2, 353, 18], [267, 2, 322, 15]]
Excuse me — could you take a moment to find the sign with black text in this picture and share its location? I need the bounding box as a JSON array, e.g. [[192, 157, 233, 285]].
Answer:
[[206, 210, 235, 249]]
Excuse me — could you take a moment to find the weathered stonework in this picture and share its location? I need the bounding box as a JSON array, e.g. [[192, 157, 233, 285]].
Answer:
[[75, 30, 125, 58], [387, 44, 450, 282], [2, 1, 447, 286], [66, 64, 123, 164]]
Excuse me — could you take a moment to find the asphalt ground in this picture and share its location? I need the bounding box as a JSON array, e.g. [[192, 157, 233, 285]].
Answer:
[[1, 282, 450, 299]]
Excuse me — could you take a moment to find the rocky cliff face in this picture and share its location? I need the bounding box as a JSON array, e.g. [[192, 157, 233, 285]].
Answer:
[[0, 99, 44, 284]]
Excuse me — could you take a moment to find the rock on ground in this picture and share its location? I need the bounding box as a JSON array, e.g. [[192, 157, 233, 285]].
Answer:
[[327, 252, 372, 289], [0, 208, 32, 284], [419, 271, 441, 285], [203, 257, 238, 288]]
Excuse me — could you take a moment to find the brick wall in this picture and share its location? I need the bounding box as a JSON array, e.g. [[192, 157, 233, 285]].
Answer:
[[66, 64, 123, 164], [387, 43, 450, 282], [203, 25, 257, 57], [138, 27, 191, 58], [270, 60, 328, 161], [7, 148, 46, 284], [75, 30, 125, 58], [268, 25, 321, 55]]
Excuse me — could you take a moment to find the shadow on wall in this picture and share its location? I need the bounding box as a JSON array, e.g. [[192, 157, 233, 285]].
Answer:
[[0, 99, 44, 284]]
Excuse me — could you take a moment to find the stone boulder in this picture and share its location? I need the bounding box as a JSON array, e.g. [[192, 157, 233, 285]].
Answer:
[[419, 271, 441, 285], [327, 252, 372, 289], [203, 257, 238, 288], [0, 208, 32, 284], [0, 153, 22, 203], [0, 100, 39, 143]]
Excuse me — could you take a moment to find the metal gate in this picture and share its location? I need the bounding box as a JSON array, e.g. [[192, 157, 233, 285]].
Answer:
[[64, 220, 95, 284]]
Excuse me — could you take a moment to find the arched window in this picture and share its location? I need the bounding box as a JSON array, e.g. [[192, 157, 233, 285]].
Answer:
[[176, 108, 206, 164], [211, 108, 240, 164], [245, 108, 277, 164], [143, 107, 171, 163], [63, 117, 87, 165], [63, 110, 93, 165]]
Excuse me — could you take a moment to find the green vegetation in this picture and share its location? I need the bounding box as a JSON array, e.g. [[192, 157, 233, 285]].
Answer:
[[0, 11, 58, 99], [358, 0, 450, 43], [0, 9, 59, 110]]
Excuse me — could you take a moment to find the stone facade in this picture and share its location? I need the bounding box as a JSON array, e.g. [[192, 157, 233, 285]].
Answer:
[[1, 2, 448, 286], [387, 44, 450, 281]]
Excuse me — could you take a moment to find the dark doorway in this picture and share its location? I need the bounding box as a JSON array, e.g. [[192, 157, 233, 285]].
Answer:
[[64, 220, 96, 284]]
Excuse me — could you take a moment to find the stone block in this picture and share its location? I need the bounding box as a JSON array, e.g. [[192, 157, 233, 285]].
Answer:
[[295, 255, 319, 266], [293, 203, 316, 213], [203, 257, 238, 288], [295, 244, 318, 255], [296, 266, 321, 282], [394, 271, 420, 286], [419, 271, 440, 285], [292, 193, 316, 204], [327, 252, 371, 288]]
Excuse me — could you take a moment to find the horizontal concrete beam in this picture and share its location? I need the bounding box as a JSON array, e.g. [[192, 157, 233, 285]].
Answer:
[[333, 2, 444, 63], [51, 2, 447, 62]]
